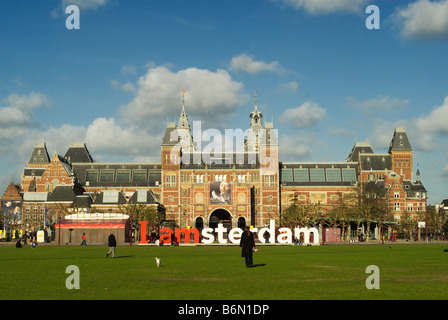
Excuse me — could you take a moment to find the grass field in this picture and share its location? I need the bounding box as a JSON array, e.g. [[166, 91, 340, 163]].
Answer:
[[0, 243, 447, 300]]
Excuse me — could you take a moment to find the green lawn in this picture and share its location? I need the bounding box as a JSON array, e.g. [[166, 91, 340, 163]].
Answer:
[[0, 243, 447, 300]]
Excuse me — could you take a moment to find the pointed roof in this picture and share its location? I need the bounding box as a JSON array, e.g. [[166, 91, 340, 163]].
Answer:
[[388, 127, 412, 153], [28, 142, 50, 165], [64, 143, 94, 163], [177, 91, 191, 131], [346, 142, 375, 162], [249, 91, 263, 127]]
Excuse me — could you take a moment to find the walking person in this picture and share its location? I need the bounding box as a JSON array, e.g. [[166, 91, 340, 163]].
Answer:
[[106, 232, 116, 258], [240, 226, 256, 268], [81, 233, 87, 246]]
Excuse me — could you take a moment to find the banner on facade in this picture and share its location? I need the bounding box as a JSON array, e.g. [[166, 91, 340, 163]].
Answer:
[[1, 200, 22, 223], [209, 181, 232, 204]]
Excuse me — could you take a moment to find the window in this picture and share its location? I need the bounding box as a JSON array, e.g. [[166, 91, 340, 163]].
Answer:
[[99, 169, 114, 183], [132, 169, 147, 183], [341, 168, 357, 182], [267, 195, 273, 202], [326, 169, 341, 182], [309, 169, 325, 182], [294, 169, 309, 182], [394, 202, 400, 211], [165, 174, 176, 187], [394, 192, 400, 199], [264, 174, 275, 186], [281, 169, 293, 182], [116, 169, 131, 183], [250, 173, 259, 182], [181, 173, 190, 183], [85, 169, 98, 183]]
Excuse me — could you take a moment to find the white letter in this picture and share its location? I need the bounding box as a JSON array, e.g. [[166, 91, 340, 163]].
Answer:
[[365, 5, 380, 30], [65, 265, 80, 289], [258, 219, 276, 243], [201, 228, 215, 244], [65, 5, 80, 30], [365, 265, 380, 289], [229, 227, 243, 244], [277, 227, 292, 244], [215, 223, 228, 244]]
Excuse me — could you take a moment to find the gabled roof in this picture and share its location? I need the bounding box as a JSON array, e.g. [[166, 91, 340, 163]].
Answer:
[[388, 127, 412, 153], [128, 189, 160, 204], [1, 181, 22, 200], [93, 190, 127, 205], [47, 186, 77, 202]]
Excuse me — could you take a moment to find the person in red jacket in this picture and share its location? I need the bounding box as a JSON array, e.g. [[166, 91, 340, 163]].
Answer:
[[81, 233, 87, 246]]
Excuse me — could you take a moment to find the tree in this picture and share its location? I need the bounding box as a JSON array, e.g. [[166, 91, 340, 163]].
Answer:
[[354, 182, 388, 242], [118, 203, 165, 243]]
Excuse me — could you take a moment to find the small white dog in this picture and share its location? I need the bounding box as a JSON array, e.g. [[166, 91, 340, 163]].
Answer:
[[155, 257, 161, 267]]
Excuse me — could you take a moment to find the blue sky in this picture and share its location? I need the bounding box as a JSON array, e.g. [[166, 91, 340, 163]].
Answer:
[[1, 0, 447, 204]]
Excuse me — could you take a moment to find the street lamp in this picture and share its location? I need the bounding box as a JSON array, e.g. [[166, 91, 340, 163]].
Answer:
[[381, 216, 384, 245]]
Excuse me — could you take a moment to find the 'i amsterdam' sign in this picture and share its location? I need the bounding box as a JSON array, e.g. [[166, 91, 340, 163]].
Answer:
[[138, 219, 319, 245]]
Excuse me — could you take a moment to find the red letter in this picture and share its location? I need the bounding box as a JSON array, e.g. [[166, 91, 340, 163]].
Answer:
[[139, 221, 148, 244], [175, 228, 200, 244], [159, 228, 173, 244]]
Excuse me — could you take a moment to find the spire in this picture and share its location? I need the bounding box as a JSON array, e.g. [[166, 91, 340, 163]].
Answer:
[[177, 90, 190, 130], [254, 90, 258, 111], [249, 90, 263, 129]]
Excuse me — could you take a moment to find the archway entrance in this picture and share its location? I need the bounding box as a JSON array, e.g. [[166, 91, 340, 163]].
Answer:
[[209, 209, 232, 230]]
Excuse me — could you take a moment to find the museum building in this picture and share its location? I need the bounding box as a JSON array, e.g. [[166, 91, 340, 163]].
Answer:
[[1, 99, 428, 242]]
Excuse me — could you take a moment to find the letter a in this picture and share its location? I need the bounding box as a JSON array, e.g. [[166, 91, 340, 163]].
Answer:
[[365, 5, 380, 30], [65, 265, 80, 289], [365, 265, 380, 289], [65, 5, 80, 30]]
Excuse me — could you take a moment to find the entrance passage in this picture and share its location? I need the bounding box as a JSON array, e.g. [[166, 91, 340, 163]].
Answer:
[[209, 209, 232, 231]]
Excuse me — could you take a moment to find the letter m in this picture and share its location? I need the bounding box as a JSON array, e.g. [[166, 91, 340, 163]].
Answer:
[[175, 228, 200, 244]]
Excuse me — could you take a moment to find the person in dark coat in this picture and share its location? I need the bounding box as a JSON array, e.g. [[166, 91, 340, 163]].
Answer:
[[106, 232, 116, 258], [240, 226, 256, 267]]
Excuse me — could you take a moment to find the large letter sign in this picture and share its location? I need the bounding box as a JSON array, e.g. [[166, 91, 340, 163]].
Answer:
[[140, 219, 319, 245]]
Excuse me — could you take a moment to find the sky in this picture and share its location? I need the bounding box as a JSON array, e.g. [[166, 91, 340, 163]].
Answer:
[[0, 0, 447, 204]]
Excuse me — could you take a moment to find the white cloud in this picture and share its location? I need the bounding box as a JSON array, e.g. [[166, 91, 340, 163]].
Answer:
[[393, 0, 448, 39], [277, 81, 299, 93], [85, 117, 160, 157], [0, 92, 49, 130], [62, 0, 109, 10], [415, 96, 448, 134], [121, 65, 137, 76], [279, 134, 313, 160], [346, 96, 410, 115], [51, 0, 109, 17], [110, 79, 137, 93], [277, 0, 367, 15], [120, 65, 250, 131], [229, 54, 283, 74], [278, 101, 326, 128]]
